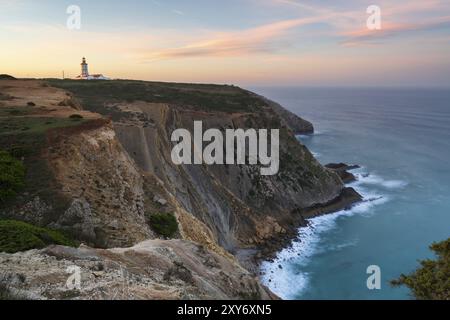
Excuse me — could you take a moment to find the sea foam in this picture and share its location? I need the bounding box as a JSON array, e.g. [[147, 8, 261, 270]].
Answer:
[[352, 171, 408, 189], [260, 167, 400, 299]]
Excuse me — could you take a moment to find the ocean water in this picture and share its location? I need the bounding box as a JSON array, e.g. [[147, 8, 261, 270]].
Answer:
[[250, 87, 450, 300]]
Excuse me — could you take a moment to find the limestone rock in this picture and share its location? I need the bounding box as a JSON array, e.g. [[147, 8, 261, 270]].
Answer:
[[0, 240, 276, 300]]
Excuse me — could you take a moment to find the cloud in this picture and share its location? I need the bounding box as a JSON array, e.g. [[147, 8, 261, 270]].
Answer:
[[172, 9, 184, 16], [144, 0, 450, 61], [342, 15, 450, 46], [265, 0, 450, 44], [142, 15, 332, 61]]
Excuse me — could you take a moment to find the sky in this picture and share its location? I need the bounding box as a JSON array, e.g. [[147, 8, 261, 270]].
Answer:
[[1, 0, 450, 86]]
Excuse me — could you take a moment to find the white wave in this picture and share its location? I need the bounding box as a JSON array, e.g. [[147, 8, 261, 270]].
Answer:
[[297, 130, 326, 140], [351, 172, 408, 190], [261, 209, 355, 299], [260, 169, 396, 299]]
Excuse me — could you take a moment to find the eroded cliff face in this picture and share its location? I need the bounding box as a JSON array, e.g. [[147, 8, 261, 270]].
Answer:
[[112, 102, 344, 254], [39, 80, 349, 259], [46, 121, 151, 248]]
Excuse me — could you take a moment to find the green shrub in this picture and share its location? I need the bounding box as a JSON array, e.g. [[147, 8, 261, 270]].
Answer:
[[69, 114, 83, 120], [391, 237, 450, 300], [149, 213, 178, 238], [0, 150, 25, 203], [0, 220, 76, 253]]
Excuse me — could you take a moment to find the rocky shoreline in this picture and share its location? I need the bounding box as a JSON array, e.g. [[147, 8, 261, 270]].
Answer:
[[238, 165, 363, 275]]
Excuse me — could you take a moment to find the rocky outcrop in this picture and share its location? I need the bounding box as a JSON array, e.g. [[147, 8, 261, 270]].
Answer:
[[45, 121, 152, 248], [0, 240, 276, 300], [325, 163, 360, 184]]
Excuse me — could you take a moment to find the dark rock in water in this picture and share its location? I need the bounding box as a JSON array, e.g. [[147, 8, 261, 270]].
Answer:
[[325, 163, 360, 183], [0, 74, 17, 80], [338, 170, 357, 184], [325, 163, 360, 171], [297, 187, 363, 219]]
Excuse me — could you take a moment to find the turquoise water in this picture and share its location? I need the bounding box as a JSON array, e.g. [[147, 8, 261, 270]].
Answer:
[[251, 87, 450, 300]]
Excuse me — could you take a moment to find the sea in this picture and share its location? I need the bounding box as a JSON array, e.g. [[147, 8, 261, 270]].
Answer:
[[249, 86, 450, 300]]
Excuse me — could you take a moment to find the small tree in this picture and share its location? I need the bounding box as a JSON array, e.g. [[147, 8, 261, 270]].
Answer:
[[0, 150, 25, 203], [149, 213, 178, 238], [391, 238, 450, 300]]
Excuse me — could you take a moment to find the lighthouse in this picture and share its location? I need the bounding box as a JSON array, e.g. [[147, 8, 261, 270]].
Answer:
[[81, 57, 89, 78], [76, 57, 110, 80]]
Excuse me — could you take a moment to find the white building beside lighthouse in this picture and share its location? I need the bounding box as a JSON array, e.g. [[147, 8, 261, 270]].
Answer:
[[76, 57, 110, 80]]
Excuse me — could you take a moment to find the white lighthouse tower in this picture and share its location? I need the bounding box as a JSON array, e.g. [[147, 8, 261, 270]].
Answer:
[[81, 57, 89, 78], [76, 57, 110, 80]]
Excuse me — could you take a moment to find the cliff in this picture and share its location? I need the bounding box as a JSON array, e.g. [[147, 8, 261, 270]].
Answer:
[[46, 80, 358, 257], [0, 79, 360, 299]]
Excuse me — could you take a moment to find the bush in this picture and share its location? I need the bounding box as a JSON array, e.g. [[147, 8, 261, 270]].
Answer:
[[0, 150, 25, 203], [0, 220, 76, 253], [0, 74, 16, 80], [69, 114, 83, 120], [149, 213, 178, 238], [391, 237, 450, 300]]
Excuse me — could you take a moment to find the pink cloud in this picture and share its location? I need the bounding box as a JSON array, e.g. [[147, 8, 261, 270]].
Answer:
[[342, 15, 450, 46], [142, 15, 332, 61]]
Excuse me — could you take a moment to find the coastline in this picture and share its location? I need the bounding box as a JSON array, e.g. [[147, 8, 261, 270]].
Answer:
[[254, 168, 364, 299], [238, 178, 363, 275]]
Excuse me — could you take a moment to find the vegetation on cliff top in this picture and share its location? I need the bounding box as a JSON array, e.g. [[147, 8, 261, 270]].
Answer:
[[0, 74, 16, 80], [47, 79, 266, 117], [0, 109, 91, 218], [391, 237, 450, 300], [0, 220, 76, 253]]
